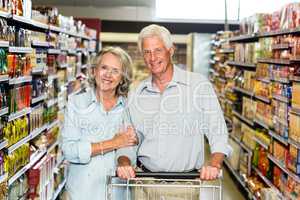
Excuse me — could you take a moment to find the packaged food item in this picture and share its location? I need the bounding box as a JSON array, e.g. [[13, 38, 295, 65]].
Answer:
[[285, 175, 300, 199], [272, 140, 288, 164], [242, 97, 256, 121], [243, 70, 256, 92], [287, 145, 300, 175], [289, 113, 300, 143], [255, 101, 273, 128], [242, 123, 256, 150], [292, 82, 300, 109]]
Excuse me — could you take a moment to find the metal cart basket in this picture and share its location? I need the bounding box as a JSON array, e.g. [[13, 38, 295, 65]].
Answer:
[[106, 172, 223, 200]]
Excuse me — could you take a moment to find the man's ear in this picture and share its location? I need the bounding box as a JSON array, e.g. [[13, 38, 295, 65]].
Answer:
[[169, 45, 175, 57]]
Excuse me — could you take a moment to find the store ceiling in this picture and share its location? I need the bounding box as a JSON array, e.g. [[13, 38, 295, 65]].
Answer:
[[32, 0, 154, 7]]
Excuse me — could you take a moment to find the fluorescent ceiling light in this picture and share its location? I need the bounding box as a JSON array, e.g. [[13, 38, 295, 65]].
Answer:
[[156, 0, 299, 21]]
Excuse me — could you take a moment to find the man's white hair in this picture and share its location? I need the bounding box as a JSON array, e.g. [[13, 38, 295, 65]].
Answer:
[[138, 24, 174, 52]]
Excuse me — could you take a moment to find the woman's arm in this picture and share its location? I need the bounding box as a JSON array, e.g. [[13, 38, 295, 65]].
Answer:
[[91, 126, 137, 156]]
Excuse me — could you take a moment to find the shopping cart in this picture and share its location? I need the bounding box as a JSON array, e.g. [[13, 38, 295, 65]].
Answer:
[[106, 171, 223, 200]]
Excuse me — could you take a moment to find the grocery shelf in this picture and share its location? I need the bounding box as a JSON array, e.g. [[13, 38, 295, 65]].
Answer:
[[0, 140, 8, 151], [48, 49, 61, 54], [267, 154, 300, 183], [31, 20, 49, 30], [8, 149, 47, 186], [0, 10, 10, 18], [219, 49, 234, 53], [227, 61, 256, 68], [256, 77, 271, 84], [9, 76, 32, 85], [0, 107, 8, 117], [253, 118, 270, 130], [272, 94, 290, 103], [271, 43, 291, 50], [68, 49, 77, 55], [271, 77, 290, 84], [31, 66, 47, 74], [8, 46, 33, 54], [260, 27, 300, 38], [257, 58, 290, 65], [30, 123, 49, 139], [0, 74, 9, 82], [47, 140, 59, 154], [48, 74, 59, 82], [51, 179, 67, 200], [268, 130, 288, 146], [251, 166, 284, 199], [81, 64, 90, 69], [31, 40, 49, 47], [254, 94, 271, 104], [290, 75, 300, 82], [47, 98, 58, 107], [229, 134, 253, 155], [233, 86, 254, 97], [210, 59, 216, 64], [8, 107, 31, 122], [288, 138, 300, 149], [31, 93, 48, 104], [0, 173, 7, 184], [224, 116, 232, 124], [47, 119, 60, 130], [49, 25, 63, 32], [290, 107, 300, 116], [58, 64, 69, 69], [0, 40, 9, 47], [228, 34, 258, 43], [232, 110, 254, 127], [253, 137, 269, 150], [224, 159, 247, 188]]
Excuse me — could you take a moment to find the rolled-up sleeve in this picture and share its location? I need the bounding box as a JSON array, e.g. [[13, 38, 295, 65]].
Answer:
[[197, 80, 232, 157], [61, 104, 92, 164]]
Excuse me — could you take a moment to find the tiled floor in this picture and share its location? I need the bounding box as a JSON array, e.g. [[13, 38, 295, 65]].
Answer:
[[204, 141, 246, 200]]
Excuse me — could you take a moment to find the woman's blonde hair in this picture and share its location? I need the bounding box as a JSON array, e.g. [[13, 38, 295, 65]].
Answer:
[[90, 46, 133, 97]]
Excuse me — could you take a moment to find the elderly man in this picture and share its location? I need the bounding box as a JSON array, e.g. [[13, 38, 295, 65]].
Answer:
[[116, 24, 232, 183]]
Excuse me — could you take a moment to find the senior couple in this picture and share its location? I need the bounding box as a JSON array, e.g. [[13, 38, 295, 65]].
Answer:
[[61, 24, 232, 200]]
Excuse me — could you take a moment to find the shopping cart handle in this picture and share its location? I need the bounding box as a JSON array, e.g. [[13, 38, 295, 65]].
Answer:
[[135, 170, 223, 179], [135, 172, 200, 179]]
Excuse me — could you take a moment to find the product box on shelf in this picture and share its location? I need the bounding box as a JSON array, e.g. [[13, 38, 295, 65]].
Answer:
[[289, 113, 300, 143], [258, 38, 273, 59], [292, 82, 300, 110], [285, 175, 300, 199], [232, 117, 242, 140], [256, 63, 271, 80], [242, 97, 256, 121], [8, 175, 28, 200], [287, 145, 300, 175], [254, 81, 272, 99], [241, 123, 256, 150], [272, 140, 288, 165], [228, 138, 241, 170], [255, 101, 273, 128], [243, 71, 256, 92], [3, 116, 29, 146]]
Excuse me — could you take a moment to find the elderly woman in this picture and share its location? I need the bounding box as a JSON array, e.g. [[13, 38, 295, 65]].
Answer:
[[61, 46, 137, 200]]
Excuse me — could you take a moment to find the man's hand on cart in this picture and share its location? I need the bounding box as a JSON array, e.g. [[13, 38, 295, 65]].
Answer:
[[117, 156, 136, 179], [199, 165, 221, 180]]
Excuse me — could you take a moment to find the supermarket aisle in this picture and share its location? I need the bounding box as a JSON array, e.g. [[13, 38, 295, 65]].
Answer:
[[204, 140, 246, 200]]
